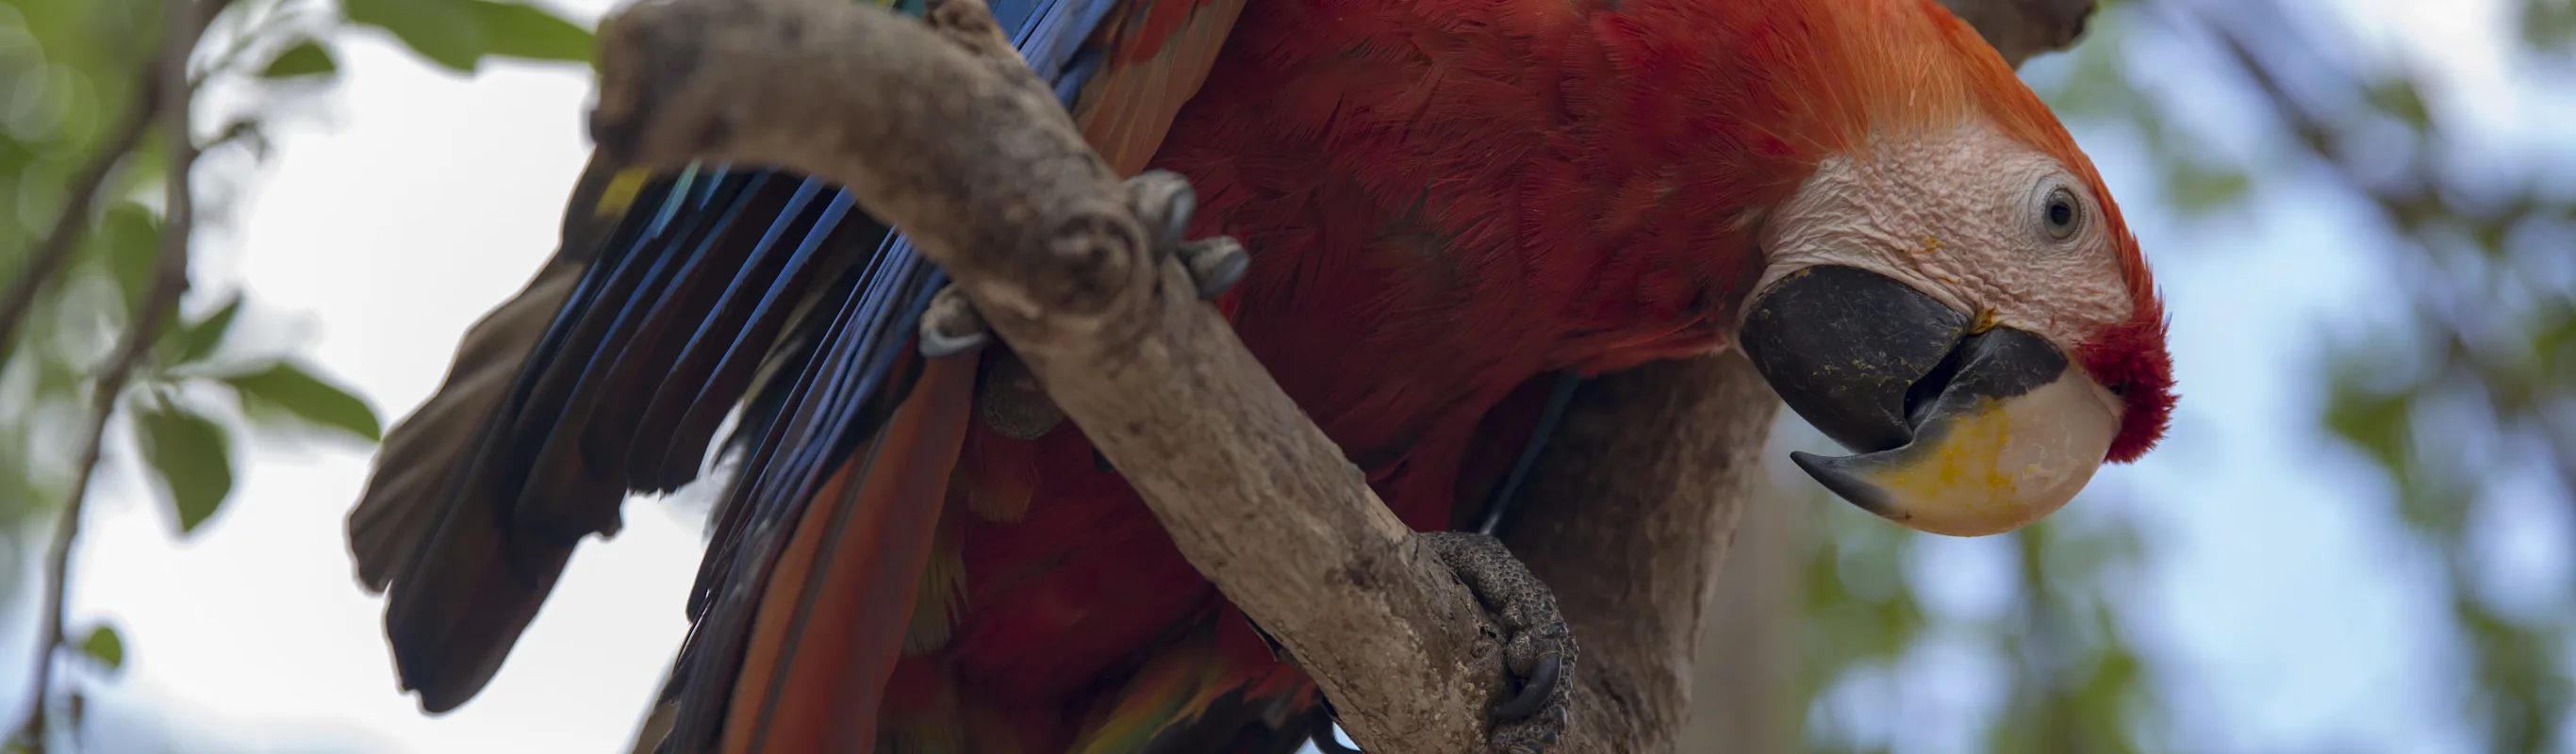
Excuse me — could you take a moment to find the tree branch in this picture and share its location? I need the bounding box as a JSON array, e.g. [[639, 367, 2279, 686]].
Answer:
[[9, 1, 206, 749], [1938, 0, 2098, 68], [585, 0, 2105, 750], [1503, 352, 1780, 753], [590, 0, 1527, 749]]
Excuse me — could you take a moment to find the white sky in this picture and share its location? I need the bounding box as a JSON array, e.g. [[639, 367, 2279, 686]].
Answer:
[[3, 0, 2564, 752]]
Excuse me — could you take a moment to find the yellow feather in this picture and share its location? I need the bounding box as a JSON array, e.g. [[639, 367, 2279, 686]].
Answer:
[[1066, 621, 1243, 754], [592, 167, 653, 218], [901, 503, 969, 655]]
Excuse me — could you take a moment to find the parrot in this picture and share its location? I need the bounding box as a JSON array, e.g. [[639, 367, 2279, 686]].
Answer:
[[343, 0, 2177, 750]]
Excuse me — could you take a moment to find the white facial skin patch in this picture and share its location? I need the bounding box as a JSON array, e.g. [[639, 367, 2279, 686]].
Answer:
[[1752, 119, 2135, 369]]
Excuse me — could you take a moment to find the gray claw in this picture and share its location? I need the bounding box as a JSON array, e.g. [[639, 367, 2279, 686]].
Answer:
[[1180, 237, 1249, 300], [918, 285, 989, 358], [1126, 170, 1196, 253], [1127, 170, 1248, 301], [1489, 649, 1562, 720]]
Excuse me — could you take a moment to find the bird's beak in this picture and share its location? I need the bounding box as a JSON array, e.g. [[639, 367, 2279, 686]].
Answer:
[[1739, 266, 2120, 537]]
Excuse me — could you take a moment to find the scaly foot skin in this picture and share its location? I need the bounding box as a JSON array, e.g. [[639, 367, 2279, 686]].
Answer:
[[1284, 532, 1577, 753], [1420, 531, 1575, 754]]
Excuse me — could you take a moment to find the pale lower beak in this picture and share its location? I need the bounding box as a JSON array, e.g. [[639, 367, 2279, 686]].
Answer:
[[1789, 339, 2118, 536]]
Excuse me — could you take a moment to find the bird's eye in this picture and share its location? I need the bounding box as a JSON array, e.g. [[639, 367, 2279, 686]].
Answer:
[[2041, 187, 2082, 240]]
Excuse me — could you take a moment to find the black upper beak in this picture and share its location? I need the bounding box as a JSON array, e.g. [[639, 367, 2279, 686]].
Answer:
[[1739, 265, 1971, 453], [1739, 265, 2114, 536]]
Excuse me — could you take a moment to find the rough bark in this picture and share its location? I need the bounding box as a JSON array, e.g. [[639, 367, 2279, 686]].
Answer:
[[582, 0, 2100, 750], [1675, 476, 1804, 754]]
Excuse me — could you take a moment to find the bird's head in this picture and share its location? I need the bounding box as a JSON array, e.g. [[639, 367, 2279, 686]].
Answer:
[[1737, 3, 2174, 537]]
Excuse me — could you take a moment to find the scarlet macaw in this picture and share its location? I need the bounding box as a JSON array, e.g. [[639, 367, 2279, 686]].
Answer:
[[345, 0, 2176, 750]]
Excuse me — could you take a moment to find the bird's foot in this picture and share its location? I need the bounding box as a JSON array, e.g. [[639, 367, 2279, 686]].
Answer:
[[1420, 531, 1574, 754], [1249, 533, 1572, 753], [918, 170, 1249, 438], [916, 170, 1246, 351], [1290, 533, 1575, 752]]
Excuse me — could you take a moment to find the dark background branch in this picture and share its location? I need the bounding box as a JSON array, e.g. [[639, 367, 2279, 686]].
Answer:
[[1505, 1, 2099, 750]]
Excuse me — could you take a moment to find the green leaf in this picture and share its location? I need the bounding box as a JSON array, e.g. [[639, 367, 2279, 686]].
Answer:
[[259, 40, 339, 78], [2363, 80, 2432, 131], [77, 624, 123, 672], [94, 203, 161, 309], [223, 361, 383, 442], [345, 0, 487, 73], [2163, 161, 2251, 215], [135, 402, 234, 535], [174, 294, 241, 364], [469, 1, 594, 64]]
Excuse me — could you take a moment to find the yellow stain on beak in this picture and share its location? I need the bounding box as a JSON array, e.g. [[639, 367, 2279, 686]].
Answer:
[[1864, 393, 2019, 499], [1794, 369, 2119, 537]]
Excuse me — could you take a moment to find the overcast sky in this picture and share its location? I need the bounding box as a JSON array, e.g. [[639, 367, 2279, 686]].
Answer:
[[4, 0, 2565, 751]]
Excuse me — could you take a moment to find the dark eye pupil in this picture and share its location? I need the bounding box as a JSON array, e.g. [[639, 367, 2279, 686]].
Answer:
[[2047, 201, 2073, 228]]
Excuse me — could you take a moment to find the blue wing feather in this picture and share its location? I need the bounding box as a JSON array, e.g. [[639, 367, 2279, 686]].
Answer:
[[374, 0, 1128, 725], [558, 1, 1130, 748]]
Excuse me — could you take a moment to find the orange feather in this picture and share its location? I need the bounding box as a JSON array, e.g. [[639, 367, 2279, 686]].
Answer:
[[718, 357, 975, 754]]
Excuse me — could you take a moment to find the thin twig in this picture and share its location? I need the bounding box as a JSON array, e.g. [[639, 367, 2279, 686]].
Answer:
[[0, 68, 163, 369], [8, 0, 206, 748]]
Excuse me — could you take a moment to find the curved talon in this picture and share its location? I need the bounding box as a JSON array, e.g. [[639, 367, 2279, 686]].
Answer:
[[1418, 531, 1574, 753], [1126, 170, 1197, 254], [1490, 650, 1561, 720], [918, 285, 990, 357], [918, 327, 988, 358], [1157, 183, 1195, 253], [1180, 237, 1249, 300]]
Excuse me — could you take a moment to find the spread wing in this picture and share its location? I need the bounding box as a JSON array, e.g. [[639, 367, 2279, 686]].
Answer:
[[344, 0, 1246, 748]]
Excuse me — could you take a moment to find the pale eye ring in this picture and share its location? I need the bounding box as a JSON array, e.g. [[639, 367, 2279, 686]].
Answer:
[[2041, 187, 2082, 240]]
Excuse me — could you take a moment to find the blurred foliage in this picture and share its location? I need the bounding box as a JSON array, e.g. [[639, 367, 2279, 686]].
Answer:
[[1788, 435, 2164, 754], [0, 0, 588, 748], [1781, 0, 2576, 752]]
